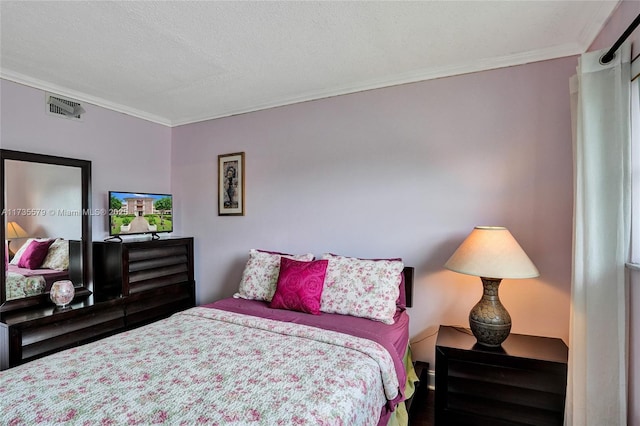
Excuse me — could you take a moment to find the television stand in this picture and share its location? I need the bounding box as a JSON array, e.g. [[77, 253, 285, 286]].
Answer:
[[103, 235, 123, 242], [151, 233, 160, 240]]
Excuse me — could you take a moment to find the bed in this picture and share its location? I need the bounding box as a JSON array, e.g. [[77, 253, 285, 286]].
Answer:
[[0, 250, 417, 425], [5, 239, 71, 301]]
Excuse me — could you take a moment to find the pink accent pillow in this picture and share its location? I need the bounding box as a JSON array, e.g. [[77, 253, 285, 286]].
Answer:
[[17, 239, 54, 269], [270, 258, 328, 315]]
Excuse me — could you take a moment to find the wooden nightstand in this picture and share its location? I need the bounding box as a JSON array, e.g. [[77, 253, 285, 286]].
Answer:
[[435, 325, 568, 426]]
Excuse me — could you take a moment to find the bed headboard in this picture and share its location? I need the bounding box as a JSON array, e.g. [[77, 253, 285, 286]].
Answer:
[[404, 266, 414, 308]]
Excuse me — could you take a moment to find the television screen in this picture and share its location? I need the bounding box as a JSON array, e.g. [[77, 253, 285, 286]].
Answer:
[[108, 191, 173, 236]]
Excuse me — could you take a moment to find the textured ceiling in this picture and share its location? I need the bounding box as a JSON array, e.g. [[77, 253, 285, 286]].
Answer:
[[0, 1, 619, 127]]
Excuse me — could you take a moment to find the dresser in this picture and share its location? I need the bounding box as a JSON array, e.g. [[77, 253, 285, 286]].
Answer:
[[93, 237, 195, 328], [435, 325, 568, 426], [0, 237, 195, 370]]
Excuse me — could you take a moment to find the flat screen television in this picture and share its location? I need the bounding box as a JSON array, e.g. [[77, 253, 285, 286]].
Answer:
[[108, 191, 173, 237]]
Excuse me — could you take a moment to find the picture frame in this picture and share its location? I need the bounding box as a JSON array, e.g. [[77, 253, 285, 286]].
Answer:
[[218, 152, 245, 216]]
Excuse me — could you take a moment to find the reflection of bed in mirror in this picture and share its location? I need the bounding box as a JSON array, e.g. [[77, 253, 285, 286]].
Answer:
[[6, 268, 65, 300], [5, 238, 81, 300]]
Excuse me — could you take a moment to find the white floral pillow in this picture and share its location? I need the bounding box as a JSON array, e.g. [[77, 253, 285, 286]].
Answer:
[[234, 249, 314, 302], [320, 254, 404, 324], [40, 239, 69, 271]]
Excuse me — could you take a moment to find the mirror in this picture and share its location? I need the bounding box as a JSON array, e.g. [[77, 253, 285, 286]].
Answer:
[[1, 150, 91, 312]]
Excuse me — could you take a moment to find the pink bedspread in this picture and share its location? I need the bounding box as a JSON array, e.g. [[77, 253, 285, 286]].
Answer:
[[204, 298, 410, 422], [2, 307, 398, 425]]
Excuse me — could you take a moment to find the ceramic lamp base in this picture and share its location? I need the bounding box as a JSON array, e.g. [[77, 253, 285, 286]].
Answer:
[[469, 277, 511, 347]]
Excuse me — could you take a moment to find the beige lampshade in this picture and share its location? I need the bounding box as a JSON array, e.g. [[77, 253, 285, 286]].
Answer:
[[444, 226, 539, 279], [6, 221, 29, 239]]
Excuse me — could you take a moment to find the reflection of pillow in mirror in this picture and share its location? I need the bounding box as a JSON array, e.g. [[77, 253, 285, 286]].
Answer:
[[9, 238, 49, 266], [40, 239, 69, 271], [17, 239, 54, 269]]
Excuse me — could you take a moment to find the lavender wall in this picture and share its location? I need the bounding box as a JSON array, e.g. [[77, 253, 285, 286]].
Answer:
[[172, 56, 577, 367], [0, 79, 173, 241]]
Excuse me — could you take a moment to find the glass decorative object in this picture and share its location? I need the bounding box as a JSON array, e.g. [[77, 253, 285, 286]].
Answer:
[[50, 280, 75, 307]]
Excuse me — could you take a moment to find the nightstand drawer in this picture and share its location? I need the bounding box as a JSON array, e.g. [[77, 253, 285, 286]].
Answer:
[[446, 387, 564, 425], [448, 358, 567, 395], [442, 408, 556, 426], [447, 375, 565, 412]]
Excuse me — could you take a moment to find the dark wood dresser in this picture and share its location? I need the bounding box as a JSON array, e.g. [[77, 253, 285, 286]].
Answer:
[[93, 237, 195, 328], [435, 325, 568, 426], [0, 237, 195, 370]]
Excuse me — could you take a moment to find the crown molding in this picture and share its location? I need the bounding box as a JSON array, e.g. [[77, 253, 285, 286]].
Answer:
[[0, 70, 172, 126], [4, 42, 583, 128], [577, 1, 622, 52], [171, 43, 583, 126]]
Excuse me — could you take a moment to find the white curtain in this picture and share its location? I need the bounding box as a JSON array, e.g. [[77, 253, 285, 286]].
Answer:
[[567, 43, 631, 426], [631, 64, 640, 265]]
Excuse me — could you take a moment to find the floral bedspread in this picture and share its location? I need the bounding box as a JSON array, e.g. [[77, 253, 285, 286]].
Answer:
[[5, 271, 46, 300], [1, 307, 400, 425]]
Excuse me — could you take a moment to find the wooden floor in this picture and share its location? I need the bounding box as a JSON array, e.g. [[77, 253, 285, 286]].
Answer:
[[407, 361, 435, 426], [409, 388, 435, 426]]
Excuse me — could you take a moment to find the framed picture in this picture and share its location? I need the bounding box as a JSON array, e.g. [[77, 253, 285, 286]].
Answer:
[[218, 152, 245, 216]]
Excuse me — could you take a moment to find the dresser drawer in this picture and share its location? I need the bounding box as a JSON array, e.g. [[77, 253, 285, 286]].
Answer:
[[6, 303, 125, 366], [124, 282, 194, 329]]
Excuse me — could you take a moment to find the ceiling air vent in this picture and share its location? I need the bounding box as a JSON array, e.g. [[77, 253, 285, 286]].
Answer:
[[46, 93, 85, 121]]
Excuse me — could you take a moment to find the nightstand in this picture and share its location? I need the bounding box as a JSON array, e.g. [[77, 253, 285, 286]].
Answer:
[[435, 325, 568, 426]]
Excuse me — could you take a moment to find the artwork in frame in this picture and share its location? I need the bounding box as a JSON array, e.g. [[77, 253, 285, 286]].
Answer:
[[218, 152, 245, 216]]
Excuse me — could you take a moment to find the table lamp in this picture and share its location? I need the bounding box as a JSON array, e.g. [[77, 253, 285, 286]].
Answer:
[[6, 221, 29, 259], [444, 226, 539, 347]]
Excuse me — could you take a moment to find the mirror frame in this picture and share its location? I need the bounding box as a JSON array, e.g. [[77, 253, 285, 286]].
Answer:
[[0, 149, 92, 312]]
